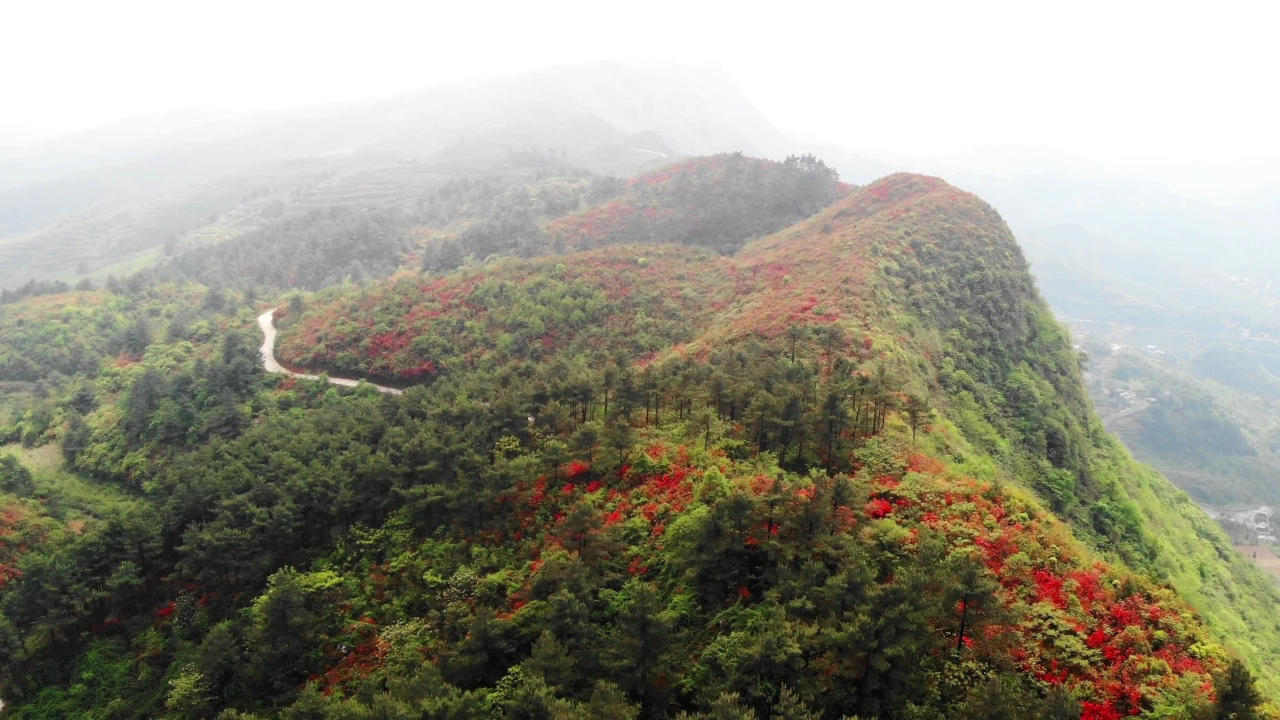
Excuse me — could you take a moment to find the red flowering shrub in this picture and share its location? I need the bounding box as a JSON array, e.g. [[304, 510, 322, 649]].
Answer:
[[873, 464, 1222, 715]]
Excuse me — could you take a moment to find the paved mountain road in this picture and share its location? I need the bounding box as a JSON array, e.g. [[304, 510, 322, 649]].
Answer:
[[1101, 399, 1149, 429], [257, 310, 403, 395]]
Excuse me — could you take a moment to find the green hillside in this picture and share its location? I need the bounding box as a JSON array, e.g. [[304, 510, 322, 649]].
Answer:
[[269, 173, 1280, 713], [0, 171, 1275, 718], [546, 152, 850, 254], [0, 152, 849, 310]]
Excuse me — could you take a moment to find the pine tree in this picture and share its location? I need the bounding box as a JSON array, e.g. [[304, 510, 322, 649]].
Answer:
[[124, 316, 152, 358], [772, 686, 820, 720], [1214, 660, 1263, 720], [206, 392, 248, 439], [904, 393, 931, 443], [125, 369, 164, 442], [523, 631, 576, 690], [1042, 684, 1081, 720]]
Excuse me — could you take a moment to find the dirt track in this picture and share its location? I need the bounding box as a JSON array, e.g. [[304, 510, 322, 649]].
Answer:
[[257, 310, 403, 395], [1100, 399, 1149, 429]]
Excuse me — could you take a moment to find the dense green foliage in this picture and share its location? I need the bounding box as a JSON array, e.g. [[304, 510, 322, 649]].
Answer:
[[155, 206, 415, 292], [0, 285, 228, 388], [417, 170, 618, 274], [0, 169, 1275, 720], [0, 311, 1239, 720], [0, 277, 94, 306], [0, 293, 123, 383], [278, 247, 739, 381], [123, 154, 846, 300]]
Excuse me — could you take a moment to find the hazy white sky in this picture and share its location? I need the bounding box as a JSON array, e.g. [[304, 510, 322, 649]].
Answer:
[[4, 0, 1278, 162]]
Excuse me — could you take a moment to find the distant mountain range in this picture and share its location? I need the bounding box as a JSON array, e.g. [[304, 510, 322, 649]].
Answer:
[[5, 60, 1280, 351], [0, 62, 829, 290]]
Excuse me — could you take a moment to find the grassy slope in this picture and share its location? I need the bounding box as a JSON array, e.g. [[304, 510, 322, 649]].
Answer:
[[283, 172, 1280, 698], [0, 442, 142, 524]]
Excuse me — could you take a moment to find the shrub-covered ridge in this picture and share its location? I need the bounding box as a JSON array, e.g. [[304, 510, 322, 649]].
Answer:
[[0, 170, 1275, 718], [269, 172, 1280, 710]]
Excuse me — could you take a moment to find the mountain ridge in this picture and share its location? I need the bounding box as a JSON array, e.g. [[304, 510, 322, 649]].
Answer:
[[273, 170, 1280, 706], [0, 164, 1276, 717]]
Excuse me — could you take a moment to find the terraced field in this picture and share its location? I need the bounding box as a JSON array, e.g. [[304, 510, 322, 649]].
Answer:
[[0, 159, 335, 288]]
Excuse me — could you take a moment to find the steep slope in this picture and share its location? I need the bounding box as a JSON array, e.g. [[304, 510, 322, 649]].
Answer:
[[772, 176, 1280, 695], [737, 175, 1280, 698], [265, 174, 1280, 711]]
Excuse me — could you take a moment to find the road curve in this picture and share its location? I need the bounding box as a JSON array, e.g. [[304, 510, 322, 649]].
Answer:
[[257, 310, 403, 395], [1061, 319, 1207, 336], [1101, 399, 1148, 429]]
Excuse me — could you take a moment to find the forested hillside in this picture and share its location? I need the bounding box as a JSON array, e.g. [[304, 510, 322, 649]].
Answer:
[[0, 153, 846, 305], [546, 153, 849, 254], [0, 169, 1275, 719]]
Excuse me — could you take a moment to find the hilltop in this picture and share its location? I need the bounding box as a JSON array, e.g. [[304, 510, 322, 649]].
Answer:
[[0, 151, 850, 311], [546, 152, 849, 254], [278, 173, 1042, 379]]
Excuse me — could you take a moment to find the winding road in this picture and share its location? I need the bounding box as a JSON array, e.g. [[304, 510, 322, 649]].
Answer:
[[1062, 319, 1207, 337], [257, 310, 403, 395], [1100, 399, 1149, 429]]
